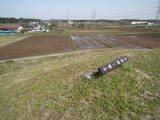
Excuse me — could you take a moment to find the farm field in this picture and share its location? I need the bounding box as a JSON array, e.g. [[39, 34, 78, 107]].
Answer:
[[0, 34, 160, 60], [71, 34, 160, 50], [116, 34, 160, 49], [0, 36, 74, 60]]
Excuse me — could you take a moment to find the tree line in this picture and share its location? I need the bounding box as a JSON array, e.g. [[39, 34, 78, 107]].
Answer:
[[0, 17, 41, 23]]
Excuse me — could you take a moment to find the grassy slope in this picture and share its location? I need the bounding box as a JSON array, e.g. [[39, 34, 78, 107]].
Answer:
[[0, 48, 159, 120]]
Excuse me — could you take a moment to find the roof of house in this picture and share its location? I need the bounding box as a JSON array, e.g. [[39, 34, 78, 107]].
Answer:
[[1, 25, 19, 30]]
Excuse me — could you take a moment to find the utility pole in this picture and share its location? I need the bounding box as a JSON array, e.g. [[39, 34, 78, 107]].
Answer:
[[156, 0, 160, 24]]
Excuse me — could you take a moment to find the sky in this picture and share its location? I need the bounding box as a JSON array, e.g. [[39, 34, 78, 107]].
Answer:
[[0, 0, 159, 20]]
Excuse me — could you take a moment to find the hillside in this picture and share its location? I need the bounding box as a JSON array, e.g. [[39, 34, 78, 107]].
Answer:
[[0, 48, 160, 120]]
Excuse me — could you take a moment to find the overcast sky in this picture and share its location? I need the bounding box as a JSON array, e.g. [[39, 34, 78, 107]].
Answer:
[[0, 0, 159, 20]]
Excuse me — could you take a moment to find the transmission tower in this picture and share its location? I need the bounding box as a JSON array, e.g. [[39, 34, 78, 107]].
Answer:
[[92, 8, 96, 20], [67, 9, 70, 22], [156, 0, 160, 24]]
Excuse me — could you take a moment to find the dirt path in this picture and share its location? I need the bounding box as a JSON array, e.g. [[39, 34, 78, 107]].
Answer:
[[0, 52, 65, 63]]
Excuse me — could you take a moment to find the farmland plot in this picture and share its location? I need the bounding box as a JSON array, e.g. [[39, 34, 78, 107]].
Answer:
[[0, 36, 74, 60], [71, 35, 145, 50], [116, 34, 160, 49], [95, 35, 145, 49], [0, 34, 159, 60], [71, 36, 105, 50]]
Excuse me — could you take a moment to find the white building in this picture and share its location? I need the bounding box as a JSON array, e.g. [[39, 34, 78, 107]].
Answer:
[[148, 22, 154, 26], [131, 21, 148, 25], [68, 20, 74, 25]]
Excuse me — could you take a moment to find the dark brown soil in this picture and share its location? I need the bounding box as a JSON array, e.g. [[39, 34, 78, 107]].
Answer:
[[116, 34, 160, 49], [71, 34, 160, 50], [0, 36, 74, 60], [0, 34, 159, 60]]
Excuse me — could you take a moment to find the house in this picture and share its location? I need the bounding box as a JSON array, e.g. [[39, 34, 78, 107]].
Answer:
[[0, 25, 23, 32], [17, 26, 24, 32]]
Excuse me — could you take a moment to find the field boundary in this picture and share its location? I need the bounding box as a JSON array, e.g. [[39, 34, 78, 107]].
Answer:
[[0, 53, 65, 63]]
